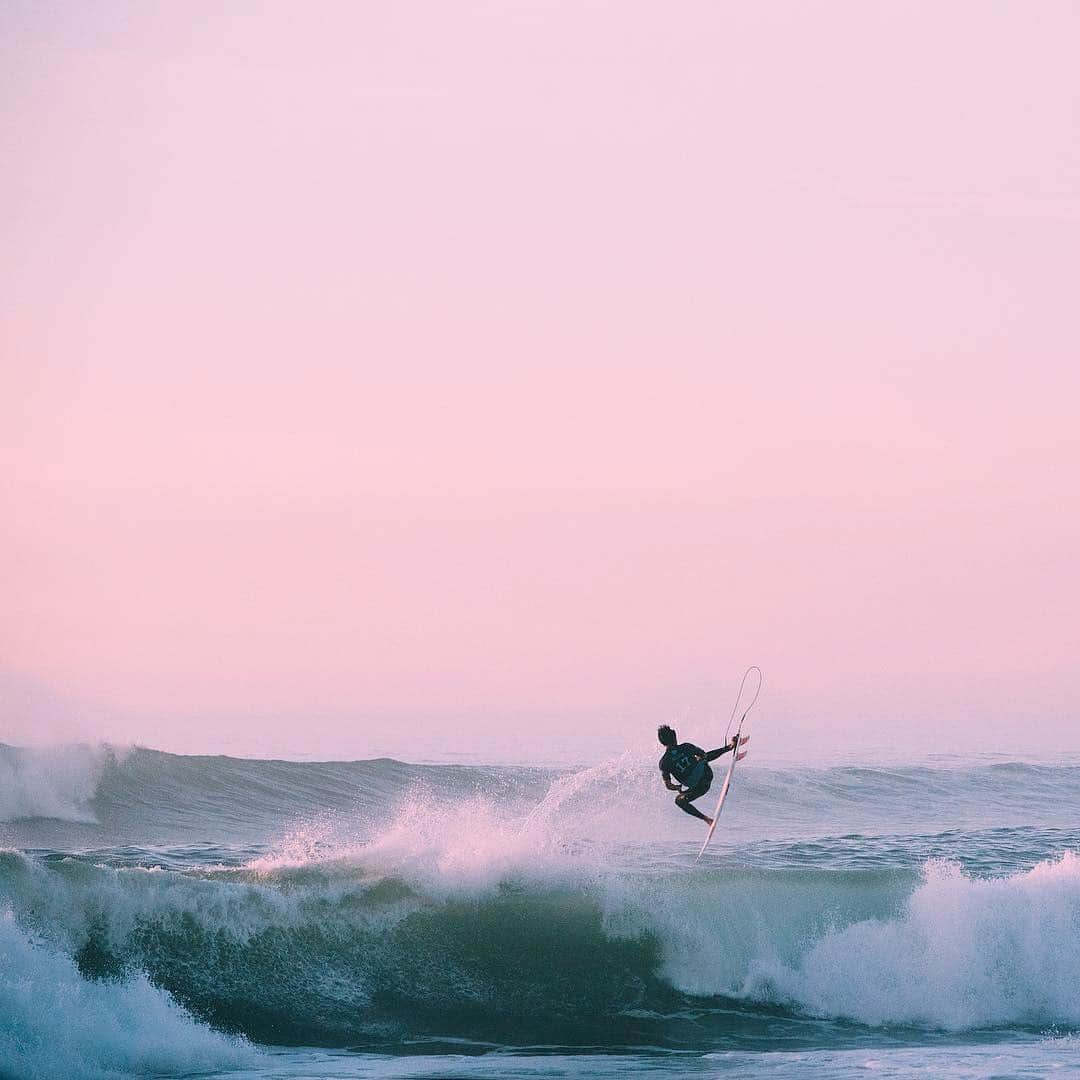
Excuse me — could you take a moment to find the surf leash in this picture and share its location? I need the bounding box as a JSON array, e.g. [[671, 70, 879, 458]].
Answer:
[[724, 664, 763, 746]]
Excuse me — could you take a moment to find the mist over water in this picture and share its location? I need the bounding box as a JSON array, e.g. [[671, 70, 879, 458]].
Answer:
[[2, 741, 1080, 1079]]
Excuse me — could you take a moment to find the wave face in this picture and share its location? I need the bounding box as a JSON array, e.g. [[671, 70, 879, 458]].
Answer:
[[3, 743, 1080, 1065]]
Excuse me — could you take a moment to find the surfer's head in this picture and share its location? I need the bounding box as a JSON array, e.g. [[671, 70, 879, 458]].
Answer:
[[657, 724, 677, 747]]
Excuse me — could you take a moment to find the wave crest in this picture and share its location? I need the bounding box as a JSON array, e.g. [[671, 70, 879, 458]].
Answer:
[[0, 744, 111, 823]]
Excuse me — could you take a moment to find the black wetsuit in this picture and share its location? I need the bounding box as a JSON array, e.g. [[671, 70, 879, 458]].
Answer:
[[660, 742, 712, 798], [660, 740, 734, 820]]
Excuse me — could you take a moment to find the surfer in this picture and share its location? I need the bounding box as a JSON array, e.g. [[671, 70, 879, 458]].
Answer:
[[658, 725, 739, 825]]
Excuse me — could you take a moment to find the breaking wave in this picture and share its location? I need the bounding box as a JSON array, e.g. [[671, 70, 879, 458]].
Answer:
[[0, 911, 254, 1080], [3, 780, 1080, 1053]]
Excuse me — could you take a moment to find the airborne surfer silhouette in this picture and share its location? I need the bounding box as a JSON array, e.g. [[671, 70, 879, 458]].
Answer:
[[657, 724, 739, 825]]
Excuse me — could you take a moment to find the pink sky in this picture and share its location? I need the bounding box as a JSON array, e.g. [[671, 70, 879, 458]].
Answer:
[[3, 2, 1079, 755]]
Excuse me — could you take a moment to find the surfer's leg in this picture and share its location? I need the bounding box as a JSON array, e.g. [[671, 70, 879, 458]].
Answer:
[[675, 774, 713, 822], [675, 793, 711, 822]]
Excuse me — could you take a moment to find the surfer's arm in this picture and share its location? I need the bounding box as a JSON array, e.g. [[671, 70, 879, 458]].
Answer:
[[704, 737, 738, 762], [661, 770, 682, 792]]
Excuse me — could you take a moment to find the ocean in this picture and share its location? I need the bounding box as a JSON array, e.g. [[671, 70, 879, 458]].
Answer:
[[2, 739, 1079, 1079]]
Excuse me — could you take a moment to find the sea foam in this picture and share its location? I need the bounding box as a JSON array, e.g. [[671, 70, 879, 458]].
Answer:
[[758, 852, 1080, 1029], [0, 911, 255, 1080]]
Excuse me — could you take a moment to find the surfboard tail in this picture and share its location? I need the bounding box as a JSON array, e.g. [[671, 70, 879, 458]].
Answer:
[[735, 734, 749, 761]]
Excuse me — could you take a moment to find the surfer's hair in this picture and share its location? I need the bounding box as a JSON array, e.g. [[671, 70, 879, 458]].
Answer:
[[657, 725, 677, 746]]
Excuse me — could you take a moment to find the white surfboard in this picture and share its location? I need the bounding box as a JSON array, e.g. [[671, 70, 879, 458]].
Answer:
[[695, 734, 749, 859], [696, 667, 762, 861]]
